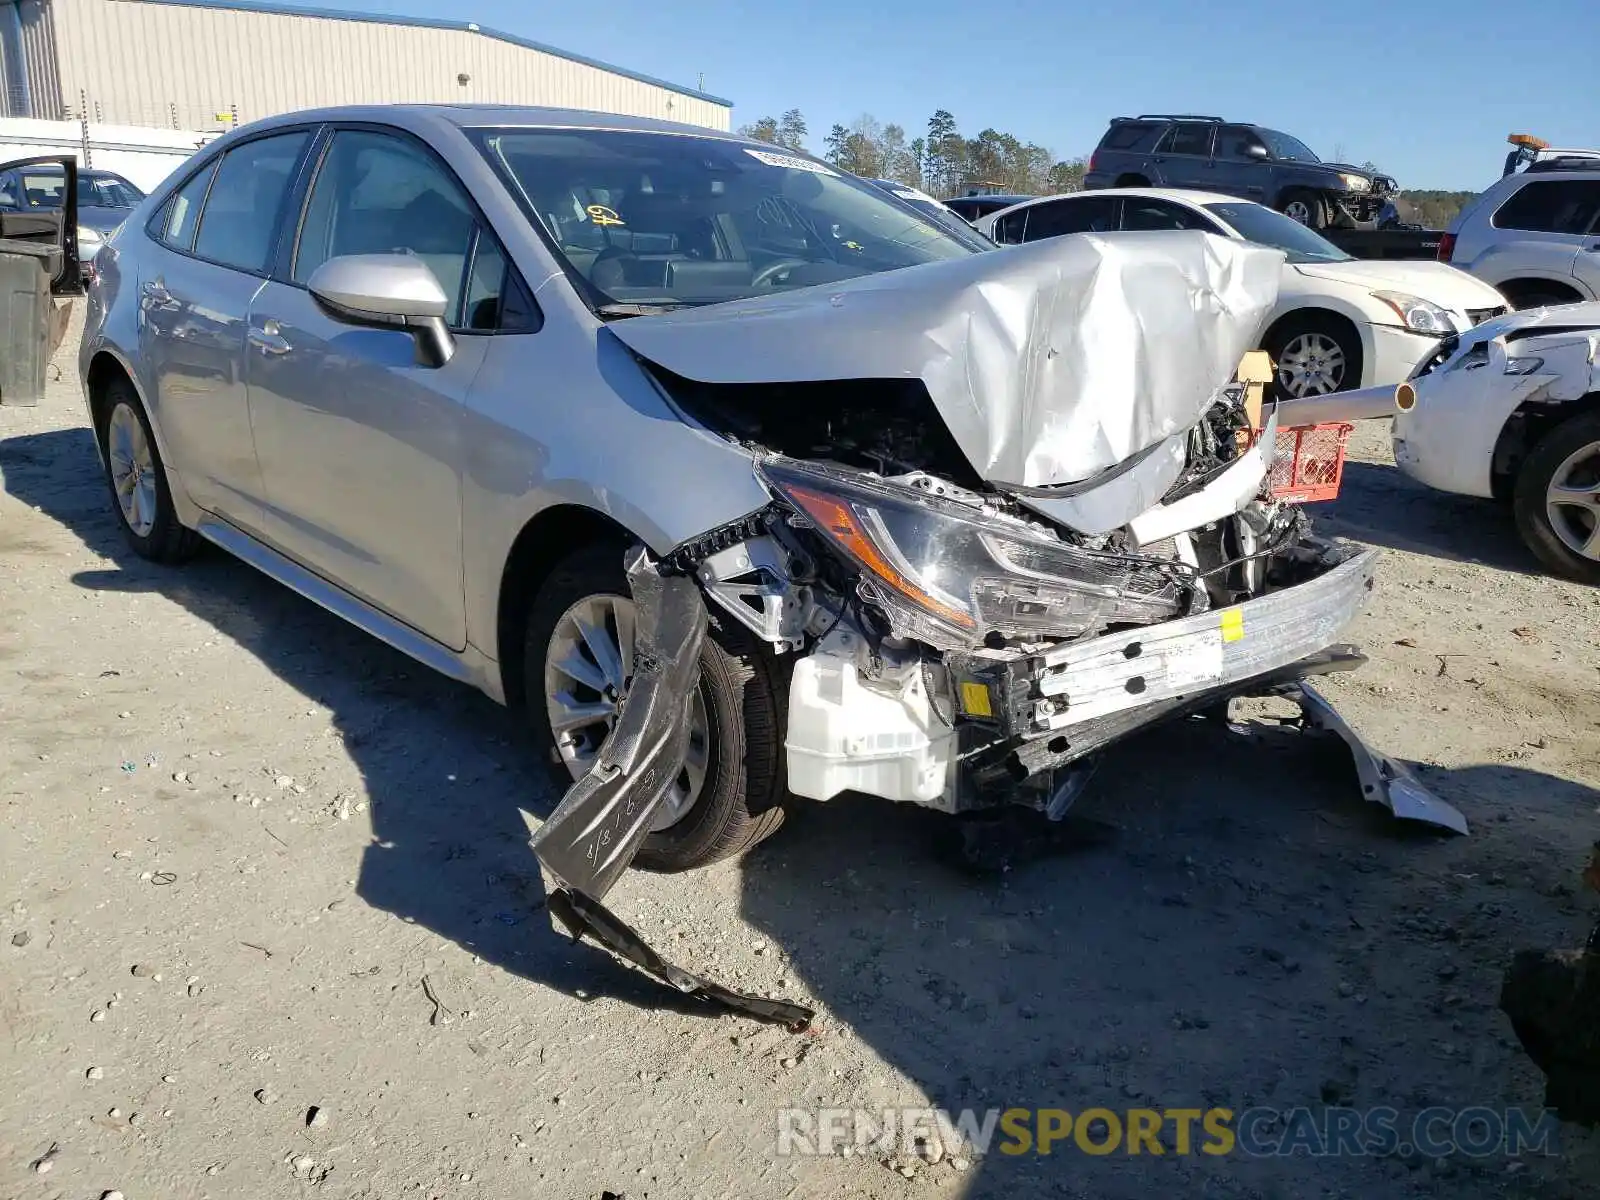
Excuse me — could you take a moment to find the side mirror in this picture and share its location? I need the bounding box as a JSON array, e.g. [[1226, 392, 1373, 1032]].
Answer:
[[1245, 144, 1269, 160], [307, 253, 456, 368]]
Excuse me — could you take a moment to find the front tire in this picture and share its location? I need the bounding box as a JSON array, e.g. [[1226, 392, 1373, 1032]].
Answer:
[[1279, 189, 1329, 230], [522, 543, 788, 873], [95, 379, 200, 563], [1512, 411, 1600, 585], [1264, 314, 1363, 399]]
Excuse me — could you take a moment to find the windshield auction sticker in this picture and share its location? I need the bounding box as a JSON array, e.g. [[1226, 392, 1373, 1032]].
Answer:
[[743, 148, 838, 175]]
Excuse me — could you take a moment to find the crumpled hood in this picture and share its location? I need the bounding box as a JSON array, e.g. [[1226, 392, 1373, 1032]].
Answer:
[[1460, 300, 1600, 343], [610, 231, 1283, 487]]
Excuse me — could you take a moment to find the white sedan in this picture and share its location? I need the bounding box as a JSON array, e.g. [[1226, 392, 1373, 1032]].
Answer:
[[977, 188, 1511, 399], [1393, 302, 1600, 584]]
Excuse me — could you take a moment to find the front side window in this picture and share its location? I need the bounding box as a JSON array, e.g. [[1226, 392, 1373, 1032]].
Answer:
[[192, 131, 310, 272], [294, 129, 480, 321], [1259, 129, 1320, 164], [1492, 180, 1600, 235], [472, 128, 977, 309], [1122, 198, 1217, 233], [1219, 125, 1266, 159], [1022, 196, 1119, 239], [1205, 201, 1350, 264]]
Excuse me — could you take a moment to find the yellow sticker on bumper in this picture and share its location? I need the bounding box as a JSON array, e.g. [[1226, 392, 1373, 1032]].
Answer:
[[1220, 609, 1245, 643], [960, 681, 994, 718]]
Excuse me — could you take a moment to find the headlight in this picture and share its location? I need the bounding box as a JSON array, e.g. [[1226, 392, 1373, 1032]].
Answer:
[[1338, 173, 1371, 192], [1504, 355, 1544, 376], [1372, 291, 1455, 336], [757, 458, 1186, 648]]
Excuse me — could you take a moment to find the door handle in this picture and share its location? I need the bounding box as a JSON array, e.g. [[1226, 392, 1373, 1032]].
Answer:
[[140, 279, 172, 304], [248, 320, 292, 356]]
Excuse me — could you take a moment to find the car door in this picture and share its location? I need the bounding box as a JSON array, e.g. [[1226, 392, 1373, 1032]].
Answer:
[[244, 125, 508, 651], [1484, 179, 1597, 293], [1149, 122, 1216, 189], [1557, 181, 1600, 298], [134, 130, 313, 530], [1210, 125, 1270, 202]]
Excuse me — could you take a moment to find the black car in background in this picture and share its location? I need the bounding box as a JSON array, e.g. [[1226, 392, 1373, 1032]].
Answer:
[[0, 163, 145, 277], [941, 192, 1035, 223], [1083, 115, 1395, 231]]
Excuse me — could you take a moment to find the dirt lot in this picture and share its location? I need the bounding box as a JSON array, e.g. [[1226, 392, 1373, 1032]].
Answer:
[[4, 311, 1600, 1200]]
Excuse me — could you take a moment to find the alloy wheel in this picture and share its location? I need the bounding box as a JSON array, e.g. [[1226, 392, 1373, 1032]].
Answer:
[[107, 401, 158, 538], [1283, 199, 1314, 225], [543, 593, 710, 831], [1276, 332, 1347, 397], [1545, 439, 1600, 562]]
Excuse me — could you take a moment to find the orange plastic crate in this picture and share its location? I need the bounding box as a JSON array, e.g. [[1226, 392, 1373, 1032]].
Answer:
[[1257, 422, 1354, 503]]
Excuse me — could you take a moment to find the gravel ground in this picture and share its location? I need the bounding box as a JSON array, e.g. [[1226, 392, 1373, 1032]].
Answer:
[[3, 309, 1599, 1199]]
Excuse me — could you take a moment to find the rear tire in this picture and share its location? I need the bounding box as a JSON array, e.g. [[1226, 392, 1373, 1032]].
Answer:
[[1113, 173, 1151, 188], [1504, 287, 1579, 313], [94, 378, 200, 564], [522, 543, 788, 873], [1512, 411, 1600, 585]]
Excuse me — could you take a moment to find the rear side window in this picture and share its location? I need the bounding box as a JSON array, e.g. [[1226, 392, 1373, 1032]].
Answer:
[[1023, 197, 1119, 240], [1157, 122, 1216, 157], [1099, 121, 1160, 152], [1492, 180, 1600, 235], [192, 132, 311, 272], [160, 161, 216, 251]]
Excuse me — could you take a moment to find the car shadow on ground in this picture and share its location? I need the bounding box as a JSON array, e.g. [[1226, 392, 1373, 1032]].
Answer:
[[6, 425, 1598, 1198], [1317, 459, 1545, 577]]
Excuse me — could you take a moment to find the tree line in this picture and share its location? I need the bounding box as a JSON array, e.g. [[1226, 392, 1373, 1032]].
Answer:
[[737, 109, 1087, 198]]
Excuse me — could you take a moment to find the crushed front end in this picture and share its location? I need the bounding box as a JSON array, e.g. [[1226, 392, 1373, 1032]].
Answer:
[[681, 387, 1388, 823]]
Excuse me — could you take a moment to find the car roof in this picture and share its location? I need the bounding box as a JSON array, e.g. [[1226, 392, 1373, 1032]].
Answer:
[[988, 187, 1243, 218], [234, 103, 753, 142]]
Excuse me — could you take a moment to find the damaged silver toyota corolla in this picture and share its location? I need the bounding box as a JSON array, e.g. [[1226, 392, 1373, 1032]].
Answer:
[[79, 106, 1463, 1027]]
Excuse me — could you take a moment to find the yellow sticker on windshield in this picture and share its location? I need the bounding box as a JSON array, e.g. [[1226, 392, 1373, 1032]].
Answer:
[[586, 204, 625, 227]]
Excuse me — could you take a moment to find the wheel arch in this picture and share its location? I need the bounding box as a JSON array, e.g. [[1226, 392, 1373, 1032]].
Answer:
[[1494, 277, 1586, 309], [494, 503, 637, 708], [1490, 391, 1600, 501]]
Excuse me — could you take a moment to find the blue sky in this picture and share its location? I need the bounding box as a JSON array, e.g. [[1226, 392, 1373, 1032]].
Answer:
[[289, 0, 1595, 190]]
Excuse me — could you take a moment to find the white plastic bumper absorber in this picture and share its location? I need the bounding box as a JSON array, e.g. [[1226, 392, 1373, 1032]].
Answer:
[[785, 626, 958, 811]]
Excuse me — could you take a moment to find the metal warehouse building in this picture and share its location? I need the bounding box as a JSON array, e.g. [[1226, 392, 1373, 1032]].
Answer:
[[1, 0, 731, 131]]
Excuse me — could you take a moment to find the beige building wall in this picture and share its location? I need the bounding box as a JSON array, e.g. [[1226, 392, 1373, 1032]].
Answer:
[[39, 0, 730, 131]]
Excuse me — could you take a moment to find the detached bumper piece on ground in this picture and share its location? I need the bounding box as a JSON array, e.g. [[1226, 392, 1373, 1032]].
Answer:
[[530, 546, 816, 1030]]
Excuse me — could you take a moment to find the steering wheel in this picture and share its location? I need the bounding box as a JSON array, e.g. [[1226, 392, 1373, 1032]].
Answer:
[[752, 258, 811, 289]]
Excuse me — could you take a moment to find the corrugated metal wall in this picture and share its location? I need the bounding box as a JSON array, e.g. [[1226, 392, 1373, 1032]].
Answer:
[[10, 0, 64, 118], [43, 0, 729, 131]]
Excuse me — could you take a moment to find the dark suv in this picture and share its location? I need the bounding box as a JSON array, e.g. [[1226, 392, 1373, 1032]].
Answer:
[[1083, 115, 1396, 230]]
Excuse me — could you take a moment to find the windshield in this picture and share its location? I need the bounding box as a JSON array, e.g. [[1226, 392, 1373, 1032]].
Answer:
[[1259, 129, 1321, 164], [471, 128, 979, 309], [12, 169, 143, 209], [80, 173, 144, 208], [1205, 202, 1351, 264]]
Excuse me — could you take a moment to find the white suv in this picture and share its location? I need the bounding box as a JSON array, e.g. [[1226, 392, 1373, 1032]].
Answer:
[[1441, 163, 1600, 309]]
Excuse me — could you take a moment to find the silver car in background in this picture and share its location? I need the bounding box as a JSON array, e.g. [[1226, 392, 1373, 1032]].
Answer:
[[78, 105, 1457, 1019]]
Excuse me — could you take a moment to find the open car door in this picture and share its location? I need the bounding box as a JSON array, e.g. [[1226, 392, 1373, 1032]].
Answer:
[[0, 155, 82, 405], [0, 154, 83, 294]]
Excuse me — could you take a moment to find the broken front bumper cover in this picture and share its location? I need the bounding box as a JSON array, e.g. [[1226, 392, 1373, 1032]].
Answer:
[[955, 547, 1467, 833], [529, 546, 816, 1029]]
